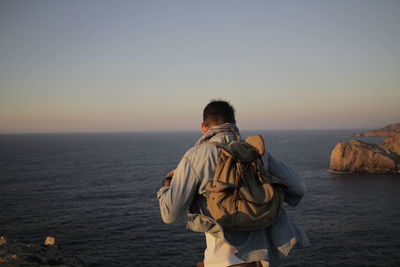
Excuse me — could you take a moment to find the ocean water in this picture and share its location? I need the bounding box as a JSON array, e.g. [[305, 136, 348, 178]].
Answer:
[[0, 130, 399, 267]]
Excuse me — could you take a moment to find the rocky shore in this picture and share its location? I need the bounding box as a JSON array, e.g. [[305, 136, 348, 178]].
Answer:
[[0, 236, 85, 266], [330, 134, 400, 173], [356, 123, 400, 137]]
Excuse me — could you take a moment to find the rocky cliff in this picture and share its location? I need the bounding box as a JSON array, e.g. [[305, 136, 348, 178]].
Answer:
[[379, 134, 400, 155], [356, 123, 400, 137], [330, 134, 400, 173]]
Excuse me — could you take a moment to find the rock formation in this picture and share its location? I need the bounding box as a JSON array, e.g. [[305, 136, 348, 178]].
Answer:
[[356, 123, 400, 137], [379, 134, 400, 155], [355, 132, 364, 137], [330, 134, 400, 173], [44, 236, 57, 246], [0, 236, 85, 266]]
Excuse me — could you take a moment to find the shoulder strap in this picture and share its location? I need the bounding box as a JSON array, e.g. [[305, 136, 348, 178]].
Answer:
[[208, 135, 266, 161], [206, 141, 236, 160], [232, 131, 241, 142]]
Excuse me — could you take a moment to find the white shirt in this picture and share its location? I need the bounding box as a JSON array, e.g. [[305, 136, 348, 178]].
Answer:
[[204, 232, 245, 267]]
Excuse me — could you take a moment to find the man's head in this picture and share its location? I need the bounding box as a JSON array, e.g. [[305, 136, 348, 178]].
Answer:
[[201, 100, 236, 133]]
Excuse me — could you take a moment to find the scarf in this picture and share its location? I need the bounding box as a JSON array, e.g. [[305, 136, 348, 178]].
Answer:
[[195, 123, 241, 146]]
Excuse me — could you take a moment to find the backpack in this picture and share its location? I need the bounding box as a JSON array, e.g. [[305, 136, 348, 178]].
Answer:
[[205, 135, 285, 231]]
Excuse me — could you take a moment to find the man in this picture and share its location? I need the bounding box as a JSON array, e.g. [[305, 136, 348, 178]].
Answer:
[[157, 100, 310, 267]]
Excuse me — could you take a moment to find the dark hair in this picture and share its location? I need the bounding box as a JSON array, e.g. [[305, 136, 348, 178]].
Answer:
[[203, 100, 236, 126]]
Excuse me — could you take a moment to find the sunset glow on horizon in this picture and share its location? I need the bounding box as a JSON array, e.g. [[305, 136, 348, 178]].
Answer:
[[1, 0, 399, 133]]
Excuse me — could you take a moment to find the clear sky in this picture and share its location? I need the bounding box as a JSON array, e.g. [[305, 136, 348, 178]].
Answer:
[[0, 0, 399, 133]]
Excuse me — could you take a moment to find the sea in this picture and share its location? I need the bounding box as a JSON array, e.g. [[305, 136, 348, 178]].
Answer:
[[0, 130, 399, 267]]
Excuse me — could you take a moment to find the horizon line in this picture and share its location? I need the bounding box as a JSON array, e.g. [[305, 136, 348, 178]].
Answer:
[[0, 127, 372, 135]]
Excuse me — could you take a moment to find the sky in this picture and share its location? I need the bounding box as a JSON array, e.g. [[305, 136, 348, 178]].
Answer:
[[0, 0, 399, 133]]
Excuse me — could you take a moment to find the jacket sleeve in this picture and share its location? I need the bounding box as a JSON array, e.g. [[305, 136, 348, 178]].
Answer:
[[265, 151, 306, 207], [157, 157, 201, 224]]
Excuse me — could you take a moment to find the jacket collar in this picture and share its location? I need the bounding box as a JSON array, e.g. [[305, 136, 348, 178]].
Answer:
[[195, 123, 240, 146]]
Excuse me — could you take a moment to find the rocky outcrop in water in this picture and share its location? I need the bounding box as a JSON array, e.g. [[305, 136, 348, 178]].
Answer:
[[356, 123, 400, 137], [0, 236, 85, 266], [330, 134, 400, 173]]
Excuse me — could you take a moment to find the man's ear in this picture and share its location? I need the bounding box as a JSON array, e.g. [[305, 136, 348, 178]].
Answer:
[[201, 122, 208, 134]]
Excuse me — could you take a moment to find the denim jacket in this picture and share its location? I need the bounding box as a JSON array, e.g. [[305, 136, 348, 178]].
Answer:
[[157, 132, 310, 266]]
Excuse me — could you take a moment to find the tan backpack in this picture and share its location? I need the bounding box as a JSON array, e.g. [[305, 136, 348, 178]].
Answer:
[[205, 135, 285, 231]]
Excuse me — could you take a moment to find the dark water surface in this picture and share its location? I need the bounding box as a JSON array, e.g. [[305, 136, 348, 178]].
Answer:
[[0, 130, 399, 267]]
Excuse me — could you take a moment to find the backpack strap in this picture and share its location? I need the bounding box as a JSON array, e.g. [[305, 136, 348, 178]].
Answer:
[[206, 141, 237, 160], [232, 131, 241, 142], [208, 136, 264, 163]]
